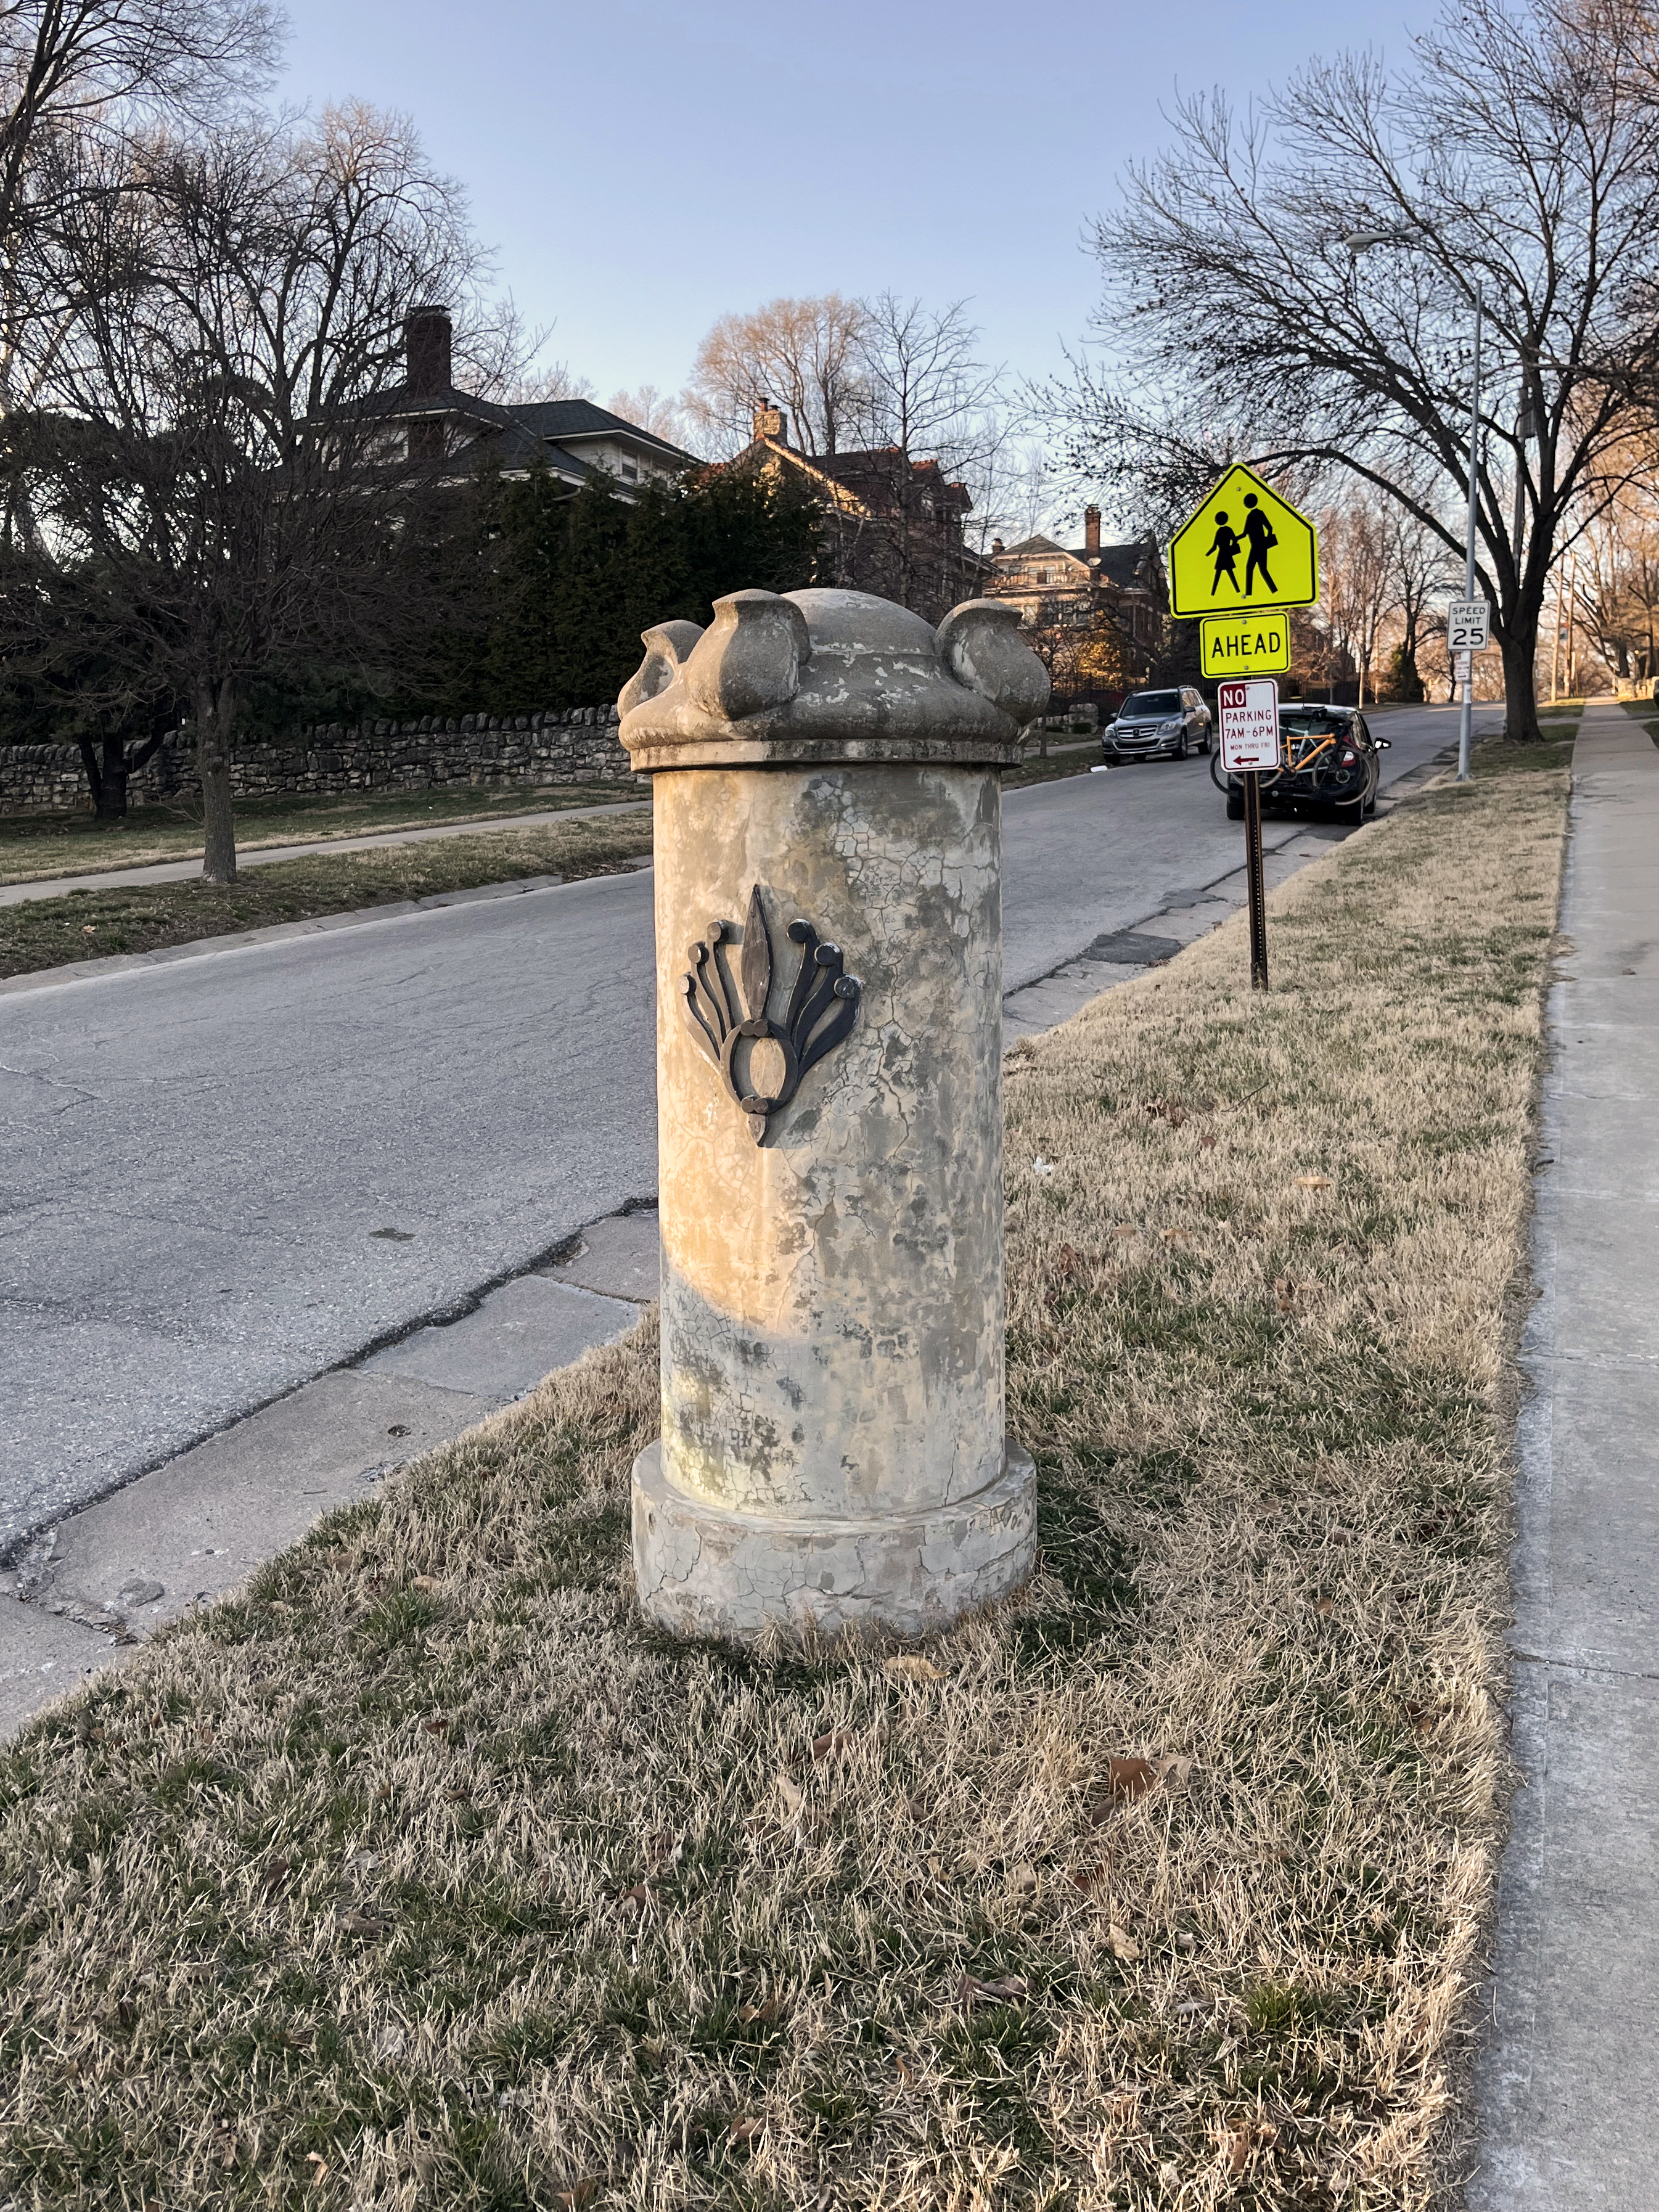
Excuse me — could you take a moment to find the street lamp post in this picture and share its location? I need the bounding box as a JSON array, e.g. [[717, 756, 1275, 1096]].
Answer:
[[1343, 227, 1486, 781]]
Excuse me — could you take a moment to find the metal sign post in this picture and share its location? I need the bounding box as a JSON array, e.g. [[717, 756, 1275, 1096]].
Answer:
[[1243, 771, 1269, 991], [1218, 678, 1281, 993]]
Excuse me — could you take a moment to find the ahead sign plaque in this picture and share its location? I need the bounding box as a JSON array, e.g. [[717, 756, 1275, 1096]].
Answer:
[[1218, 678, 1281, 772]]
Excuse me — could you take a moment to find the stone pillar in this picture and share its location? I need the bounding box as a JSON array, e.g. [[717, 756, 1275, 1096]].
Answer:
[[618, 586, 1049, 1641]]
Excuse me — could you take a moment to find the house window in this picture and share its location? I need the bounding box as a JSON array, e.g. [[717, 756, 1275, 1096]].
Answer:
[[620, 459, 639, 483]]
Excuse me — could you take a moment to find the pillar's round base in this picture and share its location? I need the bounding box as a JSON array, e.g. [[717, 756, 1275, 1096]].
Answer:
[[631, 1438, 1036, 1642]]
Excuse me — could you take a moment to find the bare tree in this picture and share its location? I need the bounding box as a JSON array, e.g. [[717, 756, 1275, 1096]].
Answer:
[[1054, 0, 1659, 741], [1319, 491, 1398, 703], [0, 0, 280, 436], [606, 382, 695, 449], [507, 359, 595, 406], [1570, 461, 1659, 683], [686, 293, 870, 457], [4, 104, 488, 878]]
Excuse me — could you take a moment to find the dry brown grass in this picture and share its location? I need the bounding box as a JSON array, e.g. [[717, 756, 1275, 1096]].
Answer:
[[0, 758, 1566, 2211]]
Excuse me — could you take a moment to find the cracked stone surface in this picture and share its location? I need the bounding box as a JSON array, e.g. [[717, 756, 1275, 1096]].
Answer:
[[652, 761, 1010, 1537]]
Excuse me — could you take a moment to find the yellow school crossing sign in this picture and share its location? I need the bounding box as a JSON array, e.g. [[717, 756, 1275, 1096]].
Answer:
[[1167, 464, 1319, 620]]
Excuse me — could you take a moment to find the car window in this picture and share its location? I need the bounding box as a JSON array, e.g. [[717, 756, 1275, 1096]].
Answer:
[[1120, 690, 1182, 716]]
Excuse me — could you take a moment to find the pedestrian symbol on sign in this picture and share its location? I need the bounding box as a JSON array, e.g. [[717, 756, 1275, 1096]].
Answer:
[[1208, 512, 1241, 594], [1168, 465, 1318, 619], [1240, 495, 1278, 596]]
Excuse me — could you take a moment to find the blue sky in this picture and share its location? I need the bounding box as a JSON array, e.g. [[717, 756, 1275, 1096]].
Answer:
[[279, 0, 1427, 411]]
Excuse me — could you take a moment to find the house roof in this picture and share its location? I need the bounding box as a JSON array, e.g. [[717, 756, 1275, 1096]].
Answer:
[[494, 398, 698, 466], [336, 385, 700, 481], [1000, 535, 1073, 560], [992, 534, 1163, 590]]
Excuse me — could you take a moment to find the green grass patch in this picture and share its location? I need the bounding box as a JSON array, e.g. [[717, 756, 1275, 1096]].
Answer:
[[0, 778, 639, 885], [0, 813, 653, 980]]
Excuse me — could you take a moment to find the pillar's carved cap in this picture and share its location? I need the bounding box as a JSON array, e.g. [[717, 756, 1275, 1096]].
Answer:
[[617, 587, 1050, 771]]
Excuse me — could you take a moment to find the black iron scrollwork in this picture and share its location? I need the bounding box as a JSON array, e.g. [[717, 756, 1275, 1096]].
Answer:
[[679, 885, 863, 1144]]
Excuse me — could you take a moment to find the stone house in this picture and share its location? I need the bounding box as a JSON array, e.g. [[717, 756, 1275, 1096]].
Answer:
[[729, 403, 988, 623], [981, 511, 1167, 681]]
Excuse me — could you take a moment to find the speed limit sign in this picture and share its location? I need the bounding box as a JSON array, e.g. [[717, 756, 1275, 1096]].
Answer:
[[1448, 599, 1491, 652]]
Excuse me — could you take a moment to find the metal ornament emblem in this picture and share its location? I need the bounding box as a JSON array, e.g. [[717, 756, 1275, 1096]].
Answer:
[[679, 885, 862, 1144]]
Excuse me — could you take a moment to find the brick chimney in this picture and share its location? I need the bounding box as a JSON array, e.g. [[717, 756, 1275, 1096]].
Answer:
[[991, 538, 1004, 556], [1084, 506, 1101, 555], [752, 399, 788, 444], [404, 305, 453, 398]]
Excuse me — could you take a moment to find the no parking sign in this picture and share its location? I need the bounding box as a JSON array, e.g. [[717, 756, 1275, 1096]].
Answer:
[[1218, 678, 1281, 772]]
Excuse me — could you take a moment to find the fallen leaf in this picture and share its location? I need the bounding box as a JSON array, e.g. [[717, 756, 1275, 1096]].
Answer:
[[1113, 1224, 1137, 1238], [1108, 1924, 1141, 1962], [645, 1831, 684, 1868], [553, 2185, 598, 2211], [1295, 1174, 1333, 1190], [956, 1972, 1028, 2004], [387, 1423, 411, 1437], [1313, 1593, 1336, 1618], [728, 2115, 762, 2144], [1150, 1754, 1196, 1790], [1054, 1243, 1079, 1275], [1274, 1275, 1298, 1313], [883, 1654, 943, 1683], [896, 2054, 914, 2086], [1069, 1864, 1109, 1895], [1008, 1862, 1039, 1896], [1224, 2126, 1250, 2176], [614, 1884, 651, 1916], [776, 1773, 805, 1821], [811, 1727, 854, 1763], [423, 1716, 449, 1735], [1198, 1130, 1218, 1151], [738, 1994, 782, 2023], [1161, 1227, 1192, 1244], [443, 1784, 472, 1803], [1107, 1755, 1158, 1801], [260, 1854, 289, 1902], [412, 1575, 439, 1591]]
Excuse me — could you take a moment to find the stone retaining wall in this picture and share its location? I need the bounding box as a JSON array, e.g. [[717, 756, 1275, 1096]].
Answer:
[[0, 706, 633, 814]]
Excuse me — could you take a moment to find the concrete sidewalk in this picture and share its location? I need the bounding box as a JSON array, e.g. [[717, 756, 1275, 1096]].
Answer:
[[0, 792, 648, 906], [1472, 703, 1659, 2208]]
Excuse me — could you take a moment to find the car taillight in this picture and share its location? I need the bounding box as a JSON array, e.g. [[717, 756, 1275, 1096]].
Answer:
[[1340, 748, 1356, 763]]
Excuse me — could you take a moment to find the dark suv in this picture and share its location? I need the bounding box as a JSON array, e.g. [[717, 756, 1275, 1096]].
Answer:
[[1101, 686, 1213, 763], [1212, 703, 1390, 818]]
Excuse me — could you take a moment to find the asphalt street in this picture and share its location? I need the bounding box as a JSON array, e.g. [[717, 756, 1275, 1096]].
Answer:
[[1, 701, 1488, 1551]]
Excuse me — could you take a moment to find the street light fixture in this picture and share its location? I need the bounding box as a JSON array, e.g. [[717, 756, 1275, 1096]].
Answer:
[[1342, 224, 1483, 782]]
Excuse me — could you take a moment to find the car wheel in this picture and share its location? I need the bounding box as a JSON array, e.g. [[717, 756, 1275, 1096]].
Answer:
[[1174, 728, 1189, 761], [1225, 789, 1245, 819]]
